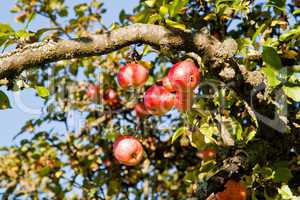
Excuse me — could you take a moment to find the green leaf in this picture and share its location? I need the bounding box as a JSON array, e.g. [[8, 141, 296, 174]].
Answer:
[[273, 161, 293, 183], [261, 65, 281, 87], [274, 167, 293, 183], [283, 86, 300, 102], [145, 0, 156, 7], [252, 23, 267, 43], [39, 166, 52, 176], [0, 23, 14, 33], [0, 33, 10, 47], [35, 86, 50, 98], [191, 130, 205, 149], [262, 46, 282, 70], [278, 185, 295, 200], [171, 127, 187, 143], [279, 27, 300, 42], [165, 19, 186, 30], [293, 8, 300, 15], [246, 128, 257, 143], [15, 29, 35, 41], [169, 0, 189, 17], [0, 90, 11, 109]]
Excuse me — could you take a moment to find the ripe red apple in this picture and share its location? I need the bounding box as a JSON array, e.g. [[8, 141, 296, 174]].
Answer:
[[117, 63, 149, 88], [168, 60, 200, 92], [197, 148, 216, 160], [174, 90, 194, 112], [104, 88, 119, 106], [134, 102, 149, 118], [162, 76, 175, 92], [86, 84, 100, 100], [216, 180, 247, 200], [144, 85, 174, 115], [113, 135, 144, 166]]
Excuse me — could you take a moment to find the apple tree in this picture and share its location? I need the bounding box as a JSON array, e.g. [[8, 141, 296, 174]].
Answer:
[[0, 0, 299, 199]]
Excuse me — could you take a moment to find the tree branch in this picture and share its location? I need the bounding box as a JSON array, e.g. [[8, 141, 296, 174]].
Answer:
[[0, 23, 236, 79]]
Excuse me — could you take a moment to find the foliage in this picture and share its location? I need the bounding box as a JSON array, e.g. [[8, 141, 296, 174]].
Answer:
[[0, 0, 299, 199]]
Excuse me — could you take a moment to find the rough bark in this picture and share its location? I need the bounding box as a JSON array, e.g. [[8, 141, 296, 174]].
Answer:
[[0, 23, 237, 79]]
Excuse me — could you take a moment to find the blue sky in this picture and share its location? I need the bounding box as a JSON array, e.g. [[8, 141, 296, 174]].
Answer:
[[0, 0, 138, 147]]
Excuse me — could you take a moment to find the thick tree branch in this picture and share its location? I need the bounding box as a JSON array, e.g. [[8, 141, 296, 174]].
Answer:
[[0, 23, 236, 79]]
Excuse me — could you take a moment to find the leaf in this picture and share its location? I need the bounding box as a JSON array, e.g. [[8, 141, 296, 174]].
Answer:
[[190, 130, 205, 149], [252, 23, 267, 43], [278, 185, 295, 200], [279, 27, 300, 42], [273, 161, 293, 183], [203, 13, 217, 21], [246, 128, 257, 143], [0, 33, 10, 47], [283, 86, 300, 102], [15, 29, 35, 41], [165, 19, 186, 30], [293, 8, 300, 15], [171, 127, 187, 143], [261, 65, 281, 87], [145, 0, 156, 7], [169, 0, 189, 18], [274, 167, 293, 183], [262, 46, 282, 70], [0, 23, 14, 33], [0, 90, 11, 109], [35, 86, 50, 98], [148, 13, 161, 24]]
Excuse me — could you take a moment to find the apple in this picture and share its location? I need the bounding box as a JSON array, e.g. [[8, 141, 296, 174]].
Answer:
[[117, 63, 149, 88], [87, 84, 100, 100], [174, 90, 194, 112], [162, 76, 175, 92], [134, 102, 149, 118], [144, 85, 174, 115], [168, 60, 200, 92], [216, 180, 247, 200], [104, 88, 119, 106], [197, 148, 216, 159], [113, 135, 144, 166]]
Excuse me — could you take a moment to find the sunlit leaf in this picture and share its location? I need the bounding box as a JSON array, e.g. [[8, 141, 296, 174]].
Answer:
[[0, 90, 11, 109]]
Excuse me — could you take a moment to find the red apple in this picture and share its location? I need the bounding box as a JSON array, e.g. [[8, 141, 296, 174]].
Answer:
[[144, 85, 174, 115], [103, 158, 112, 168], [168, 60, 200, 92], [117, 63, 149, 88], [174, 90, 194, 112], [113, 135, 144, 166], [216, 180, 247, 200], [197, 148, 216, 159], [134, 102, 149, 118], [104, 88, 119, 106], [162, 76, 175, 92], [87, 84, 100, 100]]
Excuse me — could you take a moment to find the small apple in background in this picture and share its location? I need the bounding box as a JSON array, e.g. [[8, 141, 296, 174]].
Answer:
[[197, 148, 216, 160], [134, 102, 149, 118], [144, 85, 174, 115], [113, 135, 144, 166], [117, 63, 149, 88], [162, 76, 175, 92], [103, 158, 112, 168], [174, 90, 194, 112], [216, 179, 247, 200], [168, 60, 200, 92], [86, 84, 100, 100], [104, 88, 119, 106]]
